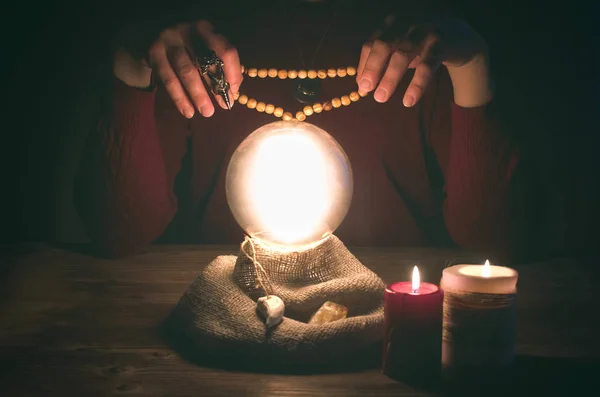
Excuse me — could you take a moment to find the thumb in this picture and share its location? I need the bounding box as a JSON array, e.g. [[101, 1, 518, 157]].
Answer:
[[113, 47, 153, 89]]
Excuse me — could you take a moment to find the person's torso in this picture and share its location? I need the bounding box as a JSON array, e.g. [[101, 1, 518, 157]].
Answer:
[[159, 1, 455, 246]]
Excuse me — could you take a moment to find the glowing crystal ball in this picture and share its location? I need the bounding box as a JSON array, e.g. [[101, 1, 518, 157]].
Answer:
[[226, 121, 353, 250]]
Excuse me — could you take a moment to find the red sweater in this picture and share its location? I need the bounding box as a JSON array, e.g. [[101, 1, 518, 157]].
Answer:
[[74, 5, 518, 258]]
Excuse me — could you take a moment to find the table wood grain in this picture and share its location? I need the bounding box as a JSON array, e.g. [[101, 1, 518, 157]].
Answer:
[[1, 244, 599, 397]]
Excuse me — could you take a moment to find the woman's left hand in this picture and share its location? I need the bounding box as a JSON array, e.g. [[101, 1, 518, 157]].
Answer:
[[357, 14, 489, 107]]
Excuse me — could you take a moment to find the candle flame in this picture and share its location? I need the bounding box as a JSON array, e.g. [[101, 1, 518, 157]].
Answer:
[[482, 259, 491, 278], [412, 266, 420, 291]]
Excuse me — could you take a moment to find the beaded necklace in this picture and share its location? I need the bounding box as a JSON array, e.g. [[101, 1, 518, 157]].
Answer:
[[234, 64, 368, 122], [279, 0, 340, 104]]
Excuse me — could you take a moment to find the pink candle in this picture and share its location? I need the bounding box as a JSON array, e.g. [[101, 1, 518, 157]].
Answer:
[[383, 266, 444, 384]]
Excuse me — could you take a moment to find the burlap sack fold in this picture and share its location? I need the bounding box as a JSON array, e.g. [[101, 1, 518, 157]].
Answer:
[[168, 235, 385, 365]]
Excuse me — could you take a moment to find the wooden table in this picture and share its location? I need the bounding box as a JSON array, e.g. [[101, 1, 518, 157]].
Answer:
[[1, 244, 599, 396]]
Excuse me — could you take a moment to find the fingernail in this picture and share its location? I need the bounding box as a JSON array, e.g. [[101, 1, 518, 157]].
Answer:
[[200, 105, 214, 117], [374, 87, 388, 102], [183, 107, 194, 119], [215, 96, 228, 110], [403, 95, 415, 107], [359, 77, 373, 92]]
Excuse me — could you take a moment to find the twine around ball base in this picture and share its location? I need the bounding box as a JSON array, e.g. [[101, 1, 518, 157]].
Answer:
[[240, 236, 275, 297], [240, 236, 287, 329], [235, 65, 369, 121]]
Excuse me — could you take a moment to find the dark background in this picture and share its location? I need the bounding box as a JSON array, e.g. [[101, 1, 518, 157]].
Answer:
[[2, 0, 598, 261]]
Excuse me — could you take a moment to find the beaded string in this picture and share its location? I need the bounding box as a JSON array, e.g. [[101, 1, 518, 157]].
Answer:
[[234, 65, 368, 121]]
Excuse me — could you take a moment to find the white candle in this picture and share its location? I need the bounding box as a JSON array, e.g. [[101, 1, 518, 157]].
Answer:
[[440, 260, 518, 294], [440, 260, 519, 373]]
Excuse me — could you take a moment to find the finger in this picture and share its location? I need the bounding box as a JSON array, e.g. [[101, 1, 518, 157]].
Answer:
[[356, 41, 372, 84], [373, 49, 414, 103], [407, 55, 422, 69], [149, 44, 195, 118], [167, 45, 214, 117], [196, 21, 243, 100], [219, 45, 243, 96], [357, 40, 393, 93], [204, 33, 242, 92], [208, 37, 242, 109], [403, 38, 443, 107]]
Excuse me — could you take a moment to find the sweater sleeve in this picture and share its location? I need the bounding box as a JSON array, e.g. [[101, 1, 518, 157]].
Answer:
[[73, 77, 190, 258], [441, 100, 519, 258]]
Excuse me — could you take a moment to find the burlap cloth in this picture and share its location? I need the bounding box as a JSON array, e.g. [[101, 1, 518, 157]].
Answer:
[[167, 235, 385, 366]]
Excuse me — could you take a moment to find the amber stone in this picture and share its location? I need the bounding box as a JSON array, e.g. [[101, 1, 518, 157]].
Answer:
[[308, 301, 348, 325]]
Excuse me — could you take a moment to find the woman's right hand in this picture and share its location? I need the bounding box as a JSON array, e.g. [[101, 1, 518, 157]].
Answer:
[[113, 20, 242, 119]]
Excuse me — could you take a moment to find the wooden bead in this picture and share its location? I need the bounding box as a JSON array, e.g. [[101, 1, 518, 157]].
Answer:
[[268, 68, 278, 78], [258, 69, 268, 78], [277, 70, 288, 79], [332, 98, 342, 108], [233, 91, 240, 100], [327, 68, 337, 78], [256, 102, 266, 112], [288, 70, 298, 79], [323, 101, 333, 111], [296, 111, 307, 121], [247, 98, 257, 109], [358, 90, 368, 97], [341, 95, 351, 106], [303, 106, 314, 116], [337, 68, 347, 78], [247, 68, 258, 77], [312, 103, 323, 113], [307, 70, 317, 79], [317, 70, 327, 79], [283, 112, 293, 121], [265, 104, 275, 114], [349, 91, 360, 102], [346, 66, 357, 76], [298, 70, 308, 79], [241, 65, 245, 73], [238, 94, 248, 105], [274, 107, 284, 117]]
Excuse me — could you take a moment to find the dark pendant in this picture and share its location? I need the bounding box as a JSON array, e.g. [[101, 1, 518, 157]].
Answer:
[[294, 79, 322, 104]]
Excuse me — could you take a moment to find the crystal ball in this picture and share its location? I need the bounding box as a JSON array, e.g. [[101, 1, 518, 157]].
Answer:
[[226, 121, 353, 250]]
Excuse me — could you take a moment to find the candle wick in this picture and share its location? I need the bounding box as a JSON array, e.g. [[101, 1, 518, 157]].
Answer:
[[412, 289, 418, 294]]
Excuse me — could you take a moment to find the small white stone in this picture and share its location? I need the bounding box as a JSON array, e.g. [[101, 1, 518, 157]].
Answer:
[[257, 295, 285, 328]]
